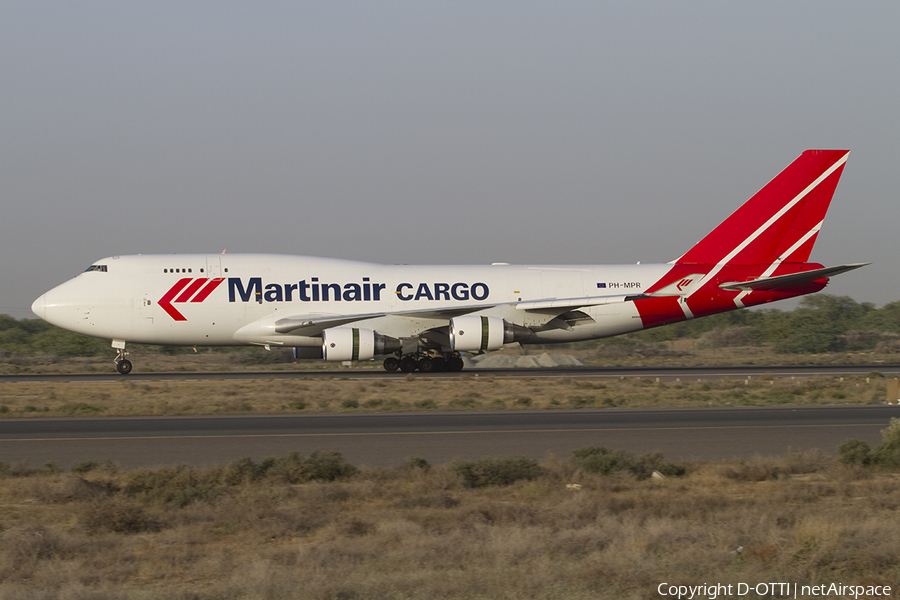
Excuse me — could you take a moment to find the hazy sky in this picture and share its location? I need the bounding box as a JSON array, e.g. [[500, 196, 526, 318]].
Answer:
[[2, 2, 897, 319]]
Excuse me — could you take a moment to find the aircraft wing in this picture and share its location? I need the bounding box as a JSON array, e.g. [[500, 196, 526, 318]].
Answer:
[[274, 304, 500, 336], [718, 263, 868, 292], [275, 312, 389, 335], [274, 293, 636, 336]]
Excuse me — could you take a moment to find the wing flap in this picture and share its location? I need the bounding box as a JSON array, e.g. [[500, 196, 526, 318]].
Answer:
[[514, 294, 634, 311]]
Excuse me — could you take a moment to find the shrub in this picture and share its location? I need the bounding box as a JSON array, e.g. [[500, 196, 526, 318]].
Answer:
[[122, 465, 221, 507], [840, 419, 900, 469], [224, 456, 275, 484], [449, 397, 478, 409], [71, 461, 100, 474], [722, 451, 830, 481], [842, 330, 900, 352], [838, 439, 872, 466], [572, 446, 686, 479], [568, 396, 595, 408], [452, 457, 544, 488], [81, 496, 154, 534], [572, 446, 634, 476], [698, 326, 753, 348], [225, 451, 358, 485], [871, 418, 900, 468], [875, 339, 900, 354], [405, 457, 431, 471], [302, 450, 358, 482]]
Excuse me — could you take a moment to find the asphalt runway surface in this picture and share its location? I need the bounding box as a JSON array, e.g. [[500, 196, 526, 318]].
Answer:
[[1, 405, 897, 469]]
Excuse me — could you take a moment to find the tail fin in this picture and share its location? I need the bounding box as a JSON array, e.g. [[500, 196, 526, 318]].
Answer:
[[677, 149, 849, 266]]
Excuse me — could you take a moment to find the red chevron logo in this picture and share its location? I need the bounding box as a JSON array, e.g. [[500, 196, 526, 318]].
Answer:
[[158, 278, 225, 321], [676, 278, 694, 292]]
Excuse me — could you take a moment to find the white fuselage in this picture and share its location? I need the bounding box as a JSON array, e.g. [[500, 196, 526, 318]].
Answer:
[[32, 254, 670, 348]]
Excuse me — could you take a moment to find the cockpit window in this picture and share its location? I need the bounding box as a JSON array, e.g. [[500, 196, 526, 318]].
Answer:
[[84, 265, 108, 272]]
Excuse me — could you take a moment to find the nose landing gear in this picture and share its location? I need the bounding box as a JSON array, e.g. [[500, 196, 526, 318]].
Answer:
[[112, 340, 132, 375], [116, 358, 133, 375]]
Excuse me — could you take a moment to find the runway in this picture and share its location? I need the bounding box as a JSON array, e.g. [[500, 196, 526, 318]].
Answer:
[[1, 405, 896, 469], [3, 363, 899, 383]]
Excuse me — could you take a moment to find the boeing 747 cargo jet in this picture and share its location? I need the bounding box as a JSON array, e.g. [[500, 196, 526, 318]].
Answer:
[[32, 150, 865, 374]]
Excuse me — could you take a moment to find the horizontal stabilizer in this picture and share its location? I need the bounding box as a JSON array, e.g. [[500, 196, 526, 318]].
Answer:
[[718, 263, 868, 292]]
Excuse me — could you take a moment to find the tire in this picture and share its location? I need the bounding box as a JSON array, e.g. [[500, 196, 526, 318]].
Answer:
[[399, 357, 418, 373], [418, 357, 434, 373], [383, 356, 400, 372], [116, 359, 133, 375], [447, 356, 464, 372]]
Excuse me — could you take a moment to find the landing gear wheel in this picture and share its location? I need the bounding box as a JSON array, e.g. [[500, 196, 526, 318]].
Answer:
[[399, 357, 418, 373], [418, 357, 435, 373], [432, 357, 447, 372], [383, 356, 400, 372], [447, 356, 464, 372], [116, 359, 133, 375]]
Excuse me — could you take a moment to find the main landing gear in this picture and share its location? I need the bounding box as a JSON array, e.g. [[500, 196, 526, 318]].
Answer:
[[383, 352, 464, 373]]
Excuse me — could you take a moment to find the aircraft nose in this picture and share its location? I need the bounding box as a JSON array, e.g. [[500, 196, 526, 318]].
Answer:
[[31, 294, 47, 320]]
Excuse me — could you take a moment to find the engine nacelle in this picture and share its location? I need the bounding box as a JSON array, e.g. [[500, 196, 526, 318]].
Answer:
[[449, 316, 531, 352], [321, 327, 402, 361]]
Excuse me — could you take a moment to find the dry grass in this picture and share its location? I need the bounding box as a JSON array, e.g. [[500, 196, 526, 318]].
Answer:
[[0, 373, 890, 418], [0, 451, 899, 599]]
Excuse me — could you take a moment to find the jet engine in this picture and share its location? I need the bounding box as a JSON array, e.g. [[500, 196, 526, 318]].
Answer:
[[449, 316, 531, 352], [322, 327, 402, 361]]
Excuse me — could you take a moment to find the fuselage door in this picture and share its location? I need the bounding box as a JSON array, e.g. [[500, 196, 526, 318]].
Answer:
[[206, 257, 222, 278], [139, 290, 154, 324]]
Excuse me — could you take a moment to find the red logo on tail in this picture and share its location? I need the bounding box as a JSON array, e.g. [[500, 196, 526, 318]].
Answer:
[[676, 278, 694, 292], [158, 278, 224, 321]]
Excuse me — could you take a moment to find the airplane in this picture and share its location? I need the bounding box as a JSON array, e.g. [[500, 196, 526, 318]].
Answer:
[[31, 149, 866, 375]]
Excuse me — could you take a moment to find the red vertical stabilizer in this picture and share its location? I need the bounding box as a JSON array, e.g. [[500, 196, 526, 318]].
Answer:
[[677, 149, 849, 267]]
